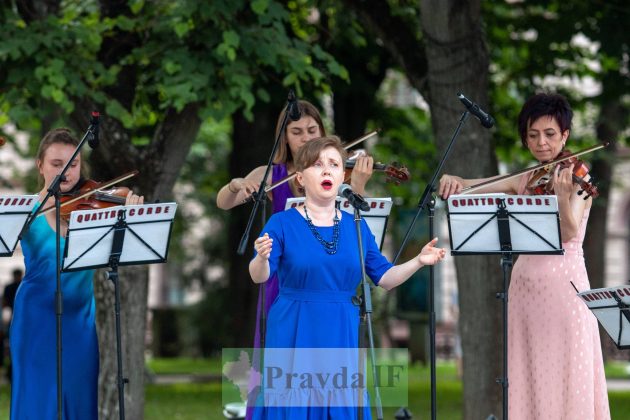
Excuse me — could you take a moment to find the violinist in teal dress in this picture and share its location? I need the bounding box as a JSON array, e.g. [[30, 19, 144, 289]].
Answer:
[[249, 136, 446, 419], [10, 128, 144, 420]]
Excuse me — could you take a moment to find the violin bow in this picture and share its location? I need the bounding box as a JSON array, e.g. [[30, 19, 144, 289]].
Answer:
[[261, 130, 379, 194], [461, 142, 609, 195], [38, 170, 139, 216]]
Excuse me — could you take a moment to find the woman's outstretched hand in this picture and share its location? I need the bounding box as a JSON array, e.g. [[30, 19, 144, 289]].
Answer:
[[417, 237, 446, 266]]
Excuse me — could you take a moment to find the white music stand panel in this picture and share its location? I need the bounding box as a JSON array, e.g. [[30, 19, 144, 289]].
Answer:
[[578, 286, 630, 349], [63, 203, 177, 271], [447, 194, 562, 254], [285, 197, 392, 250], [0, 195, 38, 256]]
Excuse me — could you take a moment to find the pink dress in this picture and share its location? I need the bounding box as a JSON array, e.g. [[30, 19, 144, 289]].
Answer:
[[508, 174, 610, 419]]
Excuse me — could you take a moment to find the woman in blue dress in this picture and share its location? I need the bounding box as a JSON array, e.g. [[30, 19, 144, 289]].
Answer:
[[10, 128, 143, 419], [218, 101, 375, 420], [249, 136, 446, 419]]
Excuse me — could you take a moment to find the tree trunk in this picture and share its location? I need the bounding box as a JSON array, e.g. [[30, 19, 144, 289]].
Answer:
[[420, 0, 503, 417], [584, 99, 623, 290], [94, 265, 148, 420], [583, 91, 624, 360]]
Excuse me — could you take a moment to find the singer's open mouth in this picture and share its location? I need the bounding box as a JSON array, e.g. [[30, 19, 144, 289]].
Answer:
[[321, 180, 333, 190]]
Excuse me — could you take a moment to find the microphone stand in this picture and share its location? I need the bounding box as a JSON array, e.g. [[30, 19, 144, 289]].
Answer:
[[237, 90, 295, 255], [237, 90, 295, 397], [392, 110, 470, 420], [353, 206, 384, 420], [20, 117, 99, 420]]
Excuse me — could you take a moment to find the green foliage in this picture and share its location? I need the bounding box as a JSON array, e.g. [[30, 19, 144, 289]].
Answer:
[[484, 0, 630, 160], [369, 103, 436, 207], [0, 0, 346, 133]]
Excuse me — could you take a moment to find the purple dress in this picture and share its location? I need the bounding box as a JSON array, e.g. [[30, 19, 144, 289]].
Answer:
[[254, 164, 293, 342], [247, 163, 293, 419]]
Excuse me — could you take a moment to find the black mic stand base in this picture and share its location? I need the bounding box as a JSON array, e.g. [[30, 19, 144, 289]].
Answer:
[[108, 264, 128, 420]]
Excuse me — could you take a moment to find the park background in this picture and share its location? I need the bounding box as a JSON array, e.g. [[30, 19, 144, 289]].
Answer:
[[1, 0, 630, 418]]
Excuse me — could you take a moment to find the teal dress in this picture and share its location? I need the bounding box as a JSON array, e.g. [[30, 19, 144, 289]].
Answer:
[[252, 208, 393, 419], [10, 208, 98, 419]]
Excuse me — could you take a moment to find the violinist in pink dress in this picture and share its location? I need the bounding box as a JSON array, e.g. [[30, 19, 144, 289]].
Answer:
[[438, 93, 610, 419]]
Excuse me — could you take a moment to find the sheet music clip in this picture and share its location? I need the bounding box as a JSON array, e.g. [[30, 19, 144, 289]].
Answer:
[[577, 284, 630, 349], [0, 194, 38, 257]]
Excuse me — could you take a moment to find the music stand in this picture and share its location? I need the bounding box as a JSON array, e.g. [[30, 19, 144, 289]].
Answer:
[[577, 285, 630, 349], [62, 202, 177, 420], [285, 196, 392, 250], [0, 195, 38, 256], [447, 193, 563, 420]]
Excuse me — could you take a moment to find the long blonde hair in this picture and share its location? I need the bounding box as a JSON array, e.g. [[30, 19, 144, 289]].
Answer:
[[272, 100, 326, 165], [36, 128, 85, 186]]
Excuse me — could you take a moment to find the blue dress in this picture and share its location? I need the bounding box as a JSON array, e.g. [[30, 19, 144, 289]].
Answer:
[[10, 209, 98, 419], [252, 208, 393, 419]]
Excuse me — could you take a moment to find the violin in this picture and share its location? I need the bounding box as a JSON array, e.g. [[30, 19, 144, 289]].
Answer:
[[526, 150, 599, 199], [461, 142, 608, 197], [344, 160, 410, 185], [39, 171, 138, 220], [58, 179, 130, 220]]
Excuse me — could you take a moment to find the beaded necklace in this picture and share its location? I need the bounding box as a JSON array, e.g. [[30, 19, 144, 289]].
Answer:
[[303, 206, 340, 255]]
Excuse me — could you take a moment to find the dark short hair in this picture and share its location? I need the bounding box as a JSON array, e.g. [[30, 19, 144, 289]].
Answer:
[[273, 100, 326, 164], [518, 93, 573, 147], [294, 136, 348, 172]]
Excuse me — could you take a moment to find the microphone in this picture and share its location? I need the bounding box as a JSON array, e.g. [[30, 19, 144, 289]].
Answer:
[[89, 111, 100, 149], [287, 89, 301, 121], [457, 93, 494, 128], [338, 183, 370, 212]]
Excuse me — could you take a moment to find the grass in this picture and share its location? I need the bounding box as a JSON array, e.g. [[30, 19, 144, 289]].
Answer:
[[605, 360, 630, 379], [144, 360, 463, 420], [147, 357, 222, 376], [1, 359, 629, 419]]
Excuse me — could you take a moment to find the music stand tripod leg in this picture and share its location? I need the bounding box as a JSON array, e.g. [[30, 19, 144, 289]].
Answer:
[[496, 199, 512, 420], [108, 214, 128, 420]]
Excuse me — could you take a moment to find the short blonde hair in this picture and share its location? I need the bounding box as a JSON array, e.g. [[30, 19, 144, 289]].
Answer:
[[295, 136, 347, 172]]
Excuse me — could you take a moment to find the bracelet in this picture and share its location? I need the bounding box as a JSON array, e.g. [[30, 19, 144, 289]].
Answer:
[[228, 180, 239, 194]]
